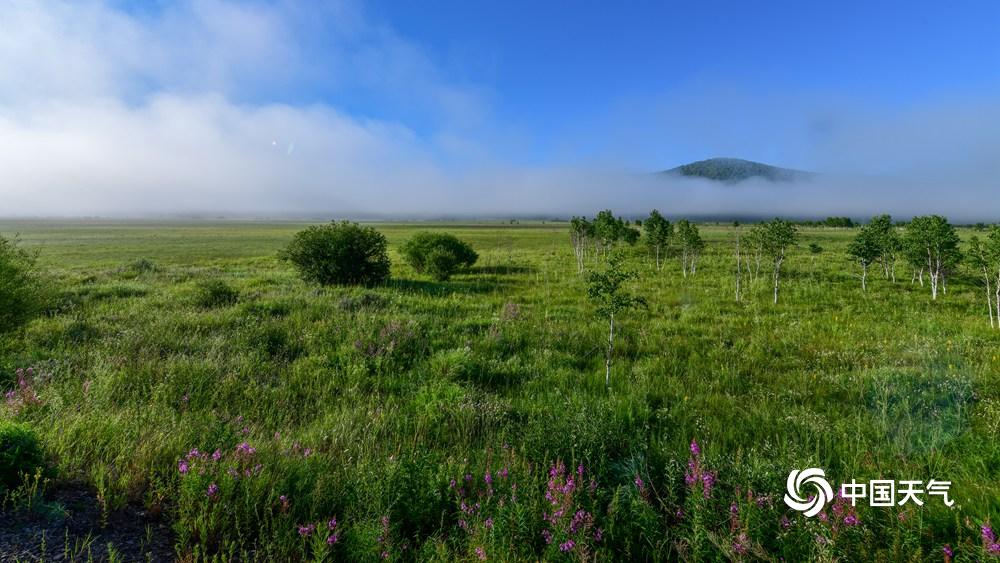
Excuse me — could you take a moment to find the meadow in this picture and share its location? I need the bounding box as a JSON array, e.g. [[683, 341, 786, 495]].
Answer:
[[1, 219, 999, 562]]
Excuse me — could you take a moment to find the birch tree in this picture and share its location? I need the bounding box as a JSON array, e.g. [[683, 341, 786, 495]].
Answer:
[[761, 218, 797, 304], [643, 209, 673, 270], [868, 214, 901, 281], [847, 225, 880, 292], [675, 219, 705, 277], [967, 227, 1000, 328], [586, 252, 645, 388], [734, 222, 743, 302], [903, 215, 961, 300], [593, 210, 638, 257], [570, 216, 594, 273]]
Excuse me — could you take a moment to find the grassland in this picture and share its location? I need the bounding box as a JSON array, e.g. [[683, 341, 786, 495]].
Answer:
[[1, 219, 999, 561]]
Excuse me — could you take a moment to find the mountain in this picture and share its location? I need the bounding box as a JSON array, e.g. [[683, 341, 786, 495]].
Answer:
[[661, 157, 812, 183]]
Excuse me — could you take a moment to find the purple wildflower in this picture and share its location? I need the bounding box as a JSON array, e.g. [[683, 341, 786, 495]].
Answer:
[[732, 533, 748, 555], [298, 524, 315, 537], [475, 546, 487, 560], [559, 539, 575, 552], [541, 529, 553, 544], [327, 534, 339, 545], [984, 525, 997, 543], [178, 460, 189, 474], [690, 439, 701, 456], [206, 483, 219, 499], [843, 514, 859, 527]]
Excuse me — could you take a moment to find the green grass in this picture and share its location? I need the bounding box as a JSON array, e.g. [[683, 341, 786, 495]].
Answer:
[[1, 219, 999, 561]]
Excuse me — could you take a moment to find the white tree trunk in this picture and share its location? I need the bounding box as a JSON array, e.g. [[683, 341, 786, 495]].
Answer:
[[983, 268, 994, 328], [773, 254, 784, 304], [735, 234, 742, 302], [605, 312, 615, 388]]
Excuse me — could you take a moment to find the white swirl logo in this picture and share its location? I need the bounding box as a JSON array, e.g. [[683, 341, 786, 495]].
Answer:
[[784, 468, 834, 517]]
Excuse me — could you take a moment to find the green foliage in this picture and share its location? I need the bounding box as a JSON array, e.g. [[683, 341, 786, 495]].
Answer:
[[823, 216, 855, 228], [0, 235, 47, 334], [0, 421, 45, 491], [400, 231, 478, 281], [760, 217, 798, 257], [586, 252, 645, 322], [847, 223, 882, 275], [593, 210, 639, 252], [904, 215, 962, 269], [192, 279, 239, 308], [643, 209, 673, 267], [281, 221, 391, 286]]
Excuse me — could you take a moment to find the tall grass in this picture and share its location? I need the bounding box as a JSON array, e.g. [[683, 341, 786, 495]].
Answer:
[[0, 220, 998, 560]]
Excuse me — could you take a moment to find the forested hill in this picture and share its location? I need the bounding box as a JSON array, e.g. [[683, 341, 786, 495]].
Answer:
[[661, 157, 812, 183]]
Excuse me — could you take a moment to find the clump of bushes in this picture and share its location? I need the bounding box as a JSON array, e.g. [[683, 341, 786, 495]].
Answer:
[[0, 421, 45, 491], [400, 232, 478, 281], [0, 235, 47, 334], [281, 221, 391, 286], [193, 279, 239, 308], [129, 258, 158, 274]]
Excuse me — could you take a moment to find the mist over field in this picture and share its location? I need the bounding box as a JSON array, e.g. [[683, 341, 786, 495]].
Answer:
[[1, 1, 998, 221]]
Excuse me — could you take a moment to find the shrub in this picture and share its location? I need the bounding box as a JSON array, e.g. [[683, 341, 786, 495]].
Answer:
[[281, 222, 391, 286], [0, 235, 47, 334], [400, 232, 478, 281], [193, 279, 239, 308], [0, 421, 45, 491]]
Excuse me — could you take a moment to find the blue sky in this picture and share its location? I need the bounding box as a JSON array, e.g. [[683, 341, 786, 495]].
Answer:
[[2, 0, 1000, 217], [109, 0, 1000, 168]]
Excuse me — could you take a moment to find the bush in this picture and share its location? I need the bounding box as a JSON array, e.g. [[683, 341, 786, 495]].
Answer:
[[0, 235, 46, 334], [193, 279, 239, 308], [281, 222, 391, 286], [400, 232, 478, 281], [0, 422, 45, 490]]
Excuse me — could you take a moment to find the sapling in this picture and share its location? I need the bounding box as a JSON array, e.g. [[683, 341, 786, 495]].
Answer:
[[760, 218, 797, 303], [903, 215, 961, 300], [847, 225, 880, 292], [643, 209, 673, 271], [569, 216, 594, 273], [868, 214, 901, 281], [586, 252, 645, 388], [967, 227, 1000, 328], [592, 210, 638, 257], [675, 219, 705, 277]]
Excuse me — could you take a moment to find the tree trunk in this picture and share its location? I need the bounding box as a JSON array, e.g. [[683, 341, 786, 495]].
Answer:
[[735, 234, 742, 302], [861, 262, 867, 292], [773, 255, 783, 304], [995, 270, 1000, 330], [605, 313, 615, 388], [983, 268, 994, 328]]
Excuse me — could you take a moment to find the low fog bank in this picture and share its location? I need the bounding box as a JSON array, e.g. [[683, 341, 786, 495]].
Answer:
[[3, 165, 996, 223]]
